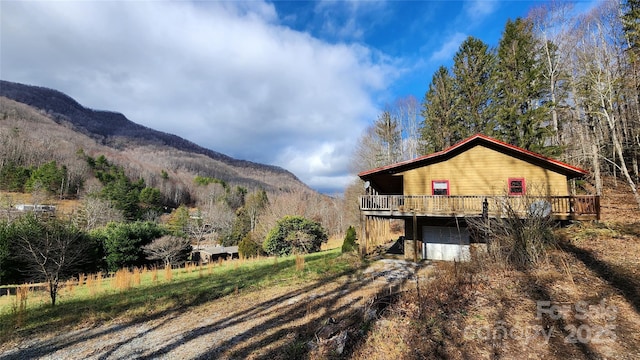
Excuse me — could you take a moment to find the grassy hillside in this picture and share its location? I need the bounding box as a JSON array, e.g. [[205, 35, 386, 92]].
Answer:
[[0, 248, 357, 344]]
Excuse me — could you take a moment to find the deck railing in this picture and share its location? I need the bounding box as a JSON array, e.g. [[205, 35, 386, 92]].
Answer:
[[359, 195, 600, 220]]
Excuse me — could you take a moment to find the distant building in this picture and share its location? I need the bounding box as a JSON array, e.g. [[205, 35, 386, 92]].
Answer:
[[14, 204, 56, 213], [191, 245, 239, 263]]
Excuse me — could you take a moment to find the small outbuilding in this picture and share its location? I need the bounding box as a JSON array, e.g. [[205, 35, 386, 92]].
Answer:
[[192, 245, 239, 263]]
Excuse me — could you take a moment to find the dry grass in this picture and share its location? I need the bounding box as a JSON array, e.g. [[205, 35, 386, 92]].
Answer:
[[0, 191, 80, 215], [113, 269, 132, 291], [295, 254, 305, 272], [11, 286, 29, 328], [321, 235, 344, 251], [164, 265, 172, 282], [597, 178, 640, 223], [86, 272, 103, 297], [351, 217, 640, 360], [352, 183, 640, 359], [351, 262, 474, 359], [150, 266, 158, 283], [132, 268, 142, 287], [62, 279, 76, 298]]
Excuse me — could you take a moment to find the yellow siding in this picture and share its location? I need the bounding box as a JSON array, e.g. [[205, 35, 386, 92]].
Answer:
[[400, 145, 569, 196]]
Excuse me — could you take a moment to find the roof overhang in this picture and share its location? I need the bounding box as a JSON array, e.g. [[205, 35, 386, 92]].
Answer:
[[359, 134, 588, 193]]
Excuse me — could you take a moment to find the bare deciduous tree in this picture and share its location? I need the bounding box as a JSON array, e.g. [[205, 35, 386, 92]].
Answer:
[[529, 1, 578, 146], [393, 95, 422, 160], [187, 201, 235, 248], [572, 1, 640, 208], [142, 235, 191, 267], [75, 196, 124, 231], [16, 215, 89, 306]]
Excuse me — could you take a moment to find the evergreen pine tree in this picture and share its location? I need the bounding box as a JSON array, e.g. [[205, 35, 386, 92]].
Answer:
[[623, 0, 640, 56], [452, 36, 497, 137], [421, 66, 456, 153], [494, 18, 554, 154], [341, 226, 358, 253]]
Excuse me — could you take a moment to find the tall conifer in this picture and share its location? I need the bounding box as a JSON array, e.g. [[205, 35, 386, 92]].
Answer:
[[421, 66, 456, 153], [494, 18, 554, 154], [452, 36, 497, 137]]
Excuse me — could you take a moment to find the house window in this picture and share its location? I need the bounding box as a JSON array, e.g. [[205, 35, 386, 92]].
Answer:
[[432, 180, 450, 196], [509, 178, 525, 195]]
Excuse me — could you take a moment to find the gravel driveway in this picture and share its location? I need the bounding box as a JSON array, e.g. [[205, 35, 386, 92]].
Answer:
[[0, 259, 425, 360]]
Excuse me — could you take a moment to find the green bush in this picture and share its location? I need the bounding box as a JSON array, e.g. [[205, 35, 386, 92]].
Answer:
[[91, 221, 166, 272], [139, 187, 162, 209], [220, 207, 251, 247], [238, 233, 263, 258], [0, 162, 31, 192], [25, 161, 66, 194], [341, 226, 358, 253], [0, 218, 26, 285], [263, 216, 327, 256], [194, 175, 227, 189]]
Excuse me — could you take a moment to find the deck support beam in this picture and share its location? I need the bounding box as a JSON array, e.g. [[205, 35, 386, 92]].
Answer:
[[412, 212, 417, 262]]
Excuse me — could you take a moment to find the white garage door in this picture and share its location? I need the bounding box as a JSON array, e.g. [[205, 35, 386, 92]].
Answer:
[[422, 226, 470, 261]]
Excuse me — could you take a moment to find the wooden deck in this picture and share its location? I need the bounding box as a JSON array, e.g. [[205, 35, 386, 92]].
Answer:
[[359, 195, 600, 221]]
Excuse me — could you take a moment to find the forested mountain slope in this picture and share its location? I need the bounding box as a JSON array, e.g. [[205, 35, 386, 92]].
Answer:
[[0, 80, 309, 204]]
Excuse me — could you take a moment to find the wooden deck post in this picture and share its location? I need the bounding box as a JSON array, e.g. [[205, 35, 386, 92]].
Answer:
[[360, 214, 367, 256], [413, 212, 418, 262], [482, 198, 489, 241]]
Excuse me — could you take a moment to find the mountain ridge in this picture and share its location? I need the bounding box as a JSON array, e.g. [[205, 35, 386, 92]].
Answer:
[[0, 80, 312, 203], [0, 80, 309, 195], [0, 80, 296, 175]]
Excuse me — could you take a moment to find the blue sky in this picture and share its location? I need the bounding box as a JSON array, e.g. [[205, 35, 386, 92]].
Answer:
[[271, 0, 535, 100], [0, 1, 593, 194]]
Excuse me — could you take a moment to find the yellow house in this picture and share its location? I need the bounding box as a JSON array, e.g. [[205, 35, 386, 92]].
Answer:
[[358, 134, 599, 261]]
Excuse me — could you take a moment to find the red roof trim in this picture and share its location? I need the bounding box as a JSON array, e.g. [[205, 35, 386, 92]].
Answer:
[[358, 134, 588, 178]]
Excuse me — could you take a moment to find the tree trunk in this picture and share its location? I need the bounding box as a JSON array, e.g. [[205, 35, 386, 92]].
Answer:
[[591, 132, 603, 196], [49, 278, 59, 307], [633, 153, 639, 183], [606, 112, 640, 209], [613, 137, 640, 209]]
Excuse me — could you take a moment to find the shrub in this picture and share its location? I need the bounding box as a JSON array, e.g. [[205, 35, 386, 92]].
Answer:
[[467, 196, 556, 269], [0, 162, 31, 192], [341, 226, 358, 253], [263, 216, 327, 256], [221, 207, 251, 246], [238, 233, 263, 258], [92, 221, 166, 272]]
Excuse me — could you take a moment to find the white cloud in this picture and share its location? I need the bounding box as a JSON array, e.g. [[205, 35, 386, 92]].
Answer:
[[429, 32, 467, 62], [1, 0, 397, 193], [464, 0, 499, 19], [313, 0, 388, 41]]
